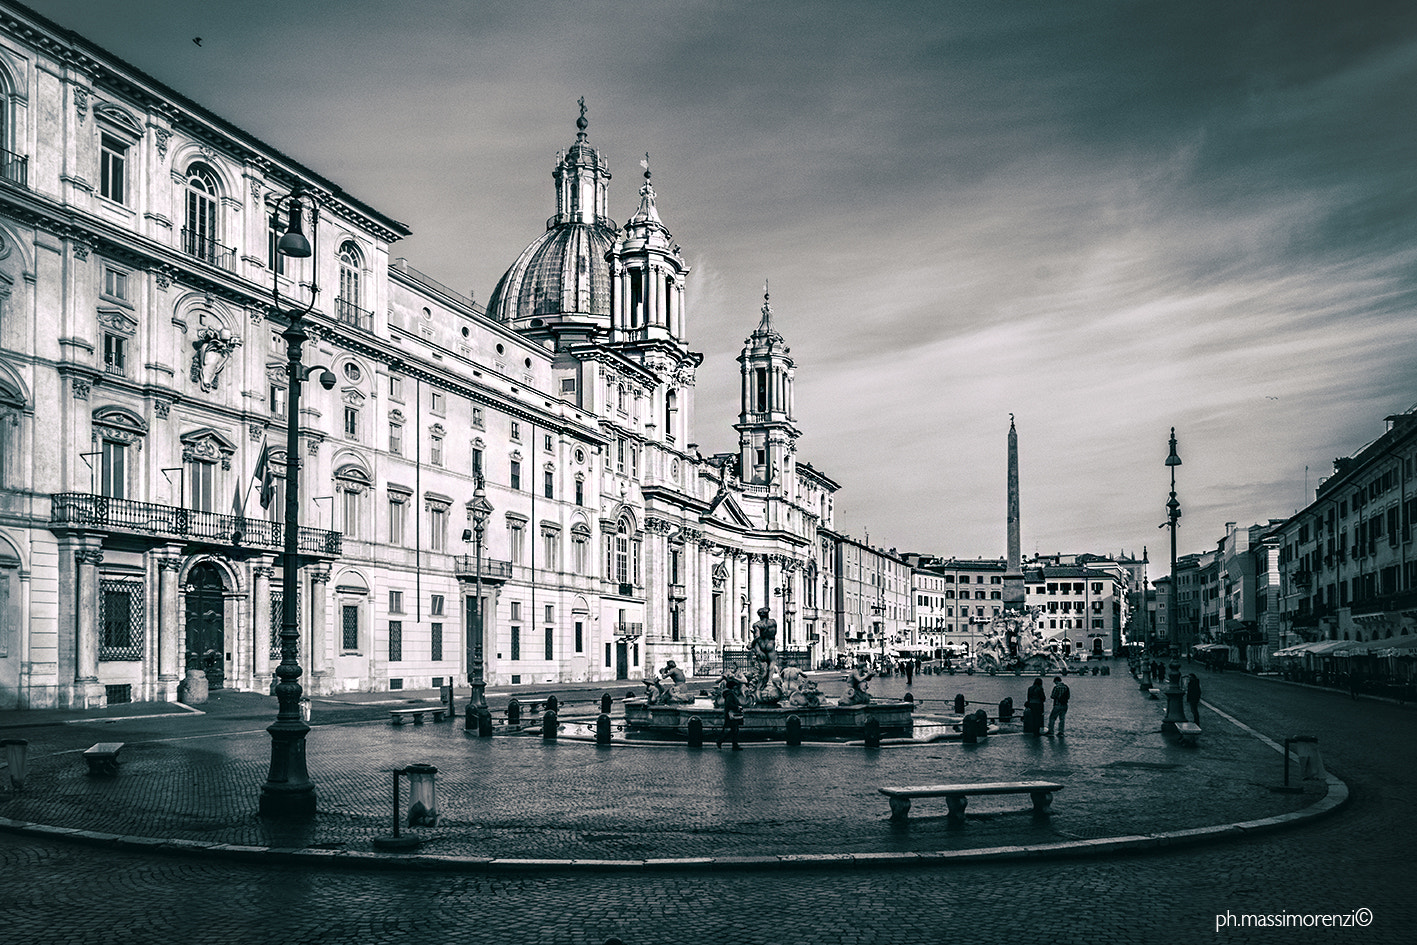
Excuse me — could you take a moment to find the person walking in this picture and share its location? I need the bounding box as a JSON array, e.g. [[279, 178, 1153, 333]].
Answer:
[[1185, 673, 1202, 724], [1045, 675, 1070, 736], [718, 677, 744, 750], [1025, 677, 1046, 735]]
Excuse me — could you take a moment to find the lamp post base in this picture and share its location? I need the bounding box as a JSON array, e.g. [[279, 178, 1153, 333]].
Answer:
[[465, 704, 493, 736], [259, 720, 316, 818]]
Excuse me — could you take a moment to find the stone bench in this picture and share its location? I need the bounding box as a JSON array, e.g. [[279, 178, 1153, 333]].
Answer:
[[879, 780, 1064, 822], [83, 742, 124, 776], [1173, 721, 1202, 746], [390, 707, 445, 725]]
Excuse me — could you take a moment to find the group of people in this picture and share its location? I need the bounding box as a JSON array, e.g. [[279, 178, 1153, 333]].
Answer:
[[1024, 675, 1071, 735]]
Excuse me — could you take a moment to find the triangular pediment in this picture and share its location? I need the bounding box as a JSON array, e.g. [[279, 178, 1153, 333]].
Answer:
[[704, 491, 753, 529]]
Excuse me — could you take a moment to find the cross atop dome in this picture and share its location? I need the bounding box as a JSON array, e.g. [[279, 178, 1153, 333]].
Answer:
[[576, 96, 588, 140]]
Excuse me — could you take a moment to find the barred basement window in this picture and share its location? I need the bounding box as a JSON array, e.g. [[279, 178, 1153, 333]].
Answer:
[[431, 622, 443, 662], [99, 577, 144, 661], [105, 684, 132, 705], [389, 619, 403, 662]]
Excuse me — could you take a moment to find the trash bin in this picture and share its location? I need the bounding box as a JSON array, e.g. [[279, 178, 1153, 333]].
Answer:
[[404, 763, 438, 827], [1290, 736, 1325, 780], [1, 738, 27, 791]]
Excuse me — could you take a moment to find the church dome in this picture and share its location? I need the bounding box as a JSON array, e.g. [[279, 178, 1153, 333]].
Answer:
[[485, 220, 618, 324], [485, 101, 619, 336]]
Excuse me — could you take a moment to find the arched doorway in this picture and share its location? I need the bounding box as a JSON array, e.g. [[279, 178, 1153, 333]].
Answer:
[[184, 562, 226, 689], [1092, 637, 1104, 656]]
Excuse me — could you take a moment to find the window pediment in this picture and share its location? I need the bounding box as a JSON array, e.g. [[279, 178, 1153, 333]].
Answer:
[[389, 408, 405, 424], [92, 405, 148, 445], [424, 491, 452, 512], [97, 306, 138, 337], [179, 426, 236, 466]]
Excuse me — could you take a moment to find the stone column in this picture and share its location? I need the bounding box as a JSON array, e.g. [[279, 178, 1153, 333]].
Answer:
[[310, 566, 331, 691], [74, 544, 105, 708], [157, 556, 183, 702], [252, 563, 273, 685]]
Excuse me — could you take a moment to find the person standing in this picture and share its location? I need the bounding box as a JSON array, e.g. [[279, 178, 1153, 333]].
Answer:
[[1045, 675, 1070, 736], [1025, 677, 1046, 735], [1185, 673, 1202, 724], [718, 677, 744, 750]]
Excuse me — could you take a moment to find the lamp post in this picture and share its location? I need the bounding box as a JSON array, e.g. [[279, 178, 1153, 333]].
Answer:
[[1160, 427, 1190, 732], [259, 187, 331, 819], [464, 474, 494, 735]]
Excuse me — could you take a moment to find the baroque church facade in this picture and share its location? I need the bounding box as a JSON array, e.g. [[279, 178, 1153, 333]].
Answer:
[[0, 2, 838, 709]]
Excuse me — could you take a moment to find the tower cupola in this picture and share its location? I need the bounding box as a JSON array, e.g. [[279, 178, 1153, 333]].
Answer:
[[608, 153, 689, 346], [735, 285, 800, 488]]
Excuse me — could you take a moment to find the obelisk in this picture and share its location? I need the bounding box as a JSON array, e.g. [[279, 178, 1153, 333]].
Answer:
[[1004, 414, 1025, 611]]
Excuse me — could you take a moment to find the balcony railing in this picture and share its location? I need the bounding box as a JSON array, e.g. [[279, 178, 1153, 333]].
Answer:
[[0, 147, 27, 187], [1350, 589, 1417, 617], [452, 555, 513, 581], [334, 297, 374, 332], [181, 228, 236, 272], [615, 622, 644, 639], [51, 493, 341, 557]]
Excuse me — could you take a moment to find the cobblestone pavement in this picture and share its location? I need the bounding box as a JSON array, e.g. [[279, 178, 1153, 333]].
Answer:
[[0, 670, 1320, 859], [1, 668, 1409, 944]]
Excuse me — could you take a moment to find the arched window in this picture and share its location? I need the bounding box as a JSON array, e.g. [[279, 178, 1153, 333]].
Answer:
[[183, 163, 222, 265], [338, 241, 363, 310], [614, 520, 630, 585]]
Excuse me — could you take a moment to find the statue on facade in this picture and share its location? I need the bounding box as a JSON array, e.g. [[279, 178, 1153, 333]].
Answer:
[[191, 325, 240, 392], [749, 607, 778, 693]]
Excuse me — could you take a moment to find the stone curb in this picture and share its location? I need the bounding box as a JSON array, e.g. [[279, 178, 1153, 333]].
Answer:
[[0, 770, 1349, 872]]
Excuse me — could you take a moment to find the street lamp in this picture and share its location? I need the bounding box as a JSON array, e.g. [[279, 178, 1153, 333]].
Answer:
[[464, 473, 494, 735], [1158, 427, 1190, 733], [259, 187, 334, 819]]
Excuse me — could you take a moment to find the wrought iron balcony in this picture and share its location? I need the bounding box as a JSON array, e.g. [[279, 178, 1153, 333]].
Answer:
[[0, 147, 27, 187], [334, 297, 374, 332], [181, 228, 236, 271], [452, 555, 513, 582], [1350, 589, 1417, 617], [615, 622, 644, 639], [51, 493, 341, 557]]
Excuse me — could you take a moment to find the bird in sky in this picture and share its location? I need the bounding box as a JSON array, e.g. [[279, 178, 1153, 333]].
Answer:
[[192, 37, 202, 46]]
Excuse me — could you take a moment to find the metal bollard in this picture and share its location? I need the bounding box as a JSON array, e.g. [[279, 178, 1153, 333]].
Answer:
[[864, 717, 881, 748], [507, 698, 521, 726], [600, 692, 613, 715], [998, 696, 1013, 721], [786, 714, 802, 746], [687, 716, 703, 748], [545, 695, 559, 715], [953, 693, 966, 714], [542, 708, 557, 741], [596, 713, 612, 744]]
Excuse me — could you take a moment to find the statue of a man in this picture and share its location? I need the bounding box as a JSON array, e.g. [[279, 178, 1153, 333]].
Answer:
[[749, 607, 778, 689]]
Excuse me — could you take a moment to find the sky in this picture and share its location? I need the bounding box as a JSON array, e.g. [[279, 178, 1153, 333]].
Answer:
[[25, 0, 1417, 575]]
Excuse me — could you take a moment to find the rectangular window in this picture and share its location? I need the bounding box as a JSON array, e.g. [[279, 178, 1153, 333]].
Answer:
[[543, 532, 558, 568], [388, 498, 405, 544], [543, 433, 553, 451], [545, 626, 554, 661], [510, 460, 521, 490], [270, 385, 287, 416], [430, 391, 445, 414], [188, 460, 214, 512], [430, 434, 443, 466], [98, 442, 126, 501], [511, 420, 521, 441], [99, 578, 143, 660], [430, 507, 446, 552], [544, 470, 554, 499], [341, 604, 359, 651], [389, 375, 403, 401], [431, 622, 443, 662], [389, 423, 402, 455], [388, 620, 402, 662], [510, 523, 524, 562], [472, 447, 484, 478], [573, 537, 587, 575], [575, 621, 584, 653], [605, 641, 612, 667], [431, 594, 445, 616], [100, 133, 127, 204], [267, 214, 287, 276], [389, 589, 404, 613], [103, 334, 126, 376], [574, 478, 584, 506], [342, 490, 360, 538], [544, 603, 554, 624], [472, 405, 484, 428], [510, 601, 522, 622], [510, 625, 521, 660], [616, 439, 625, 473], [102, 267, 128, 301], [344, 406, 358, 438]]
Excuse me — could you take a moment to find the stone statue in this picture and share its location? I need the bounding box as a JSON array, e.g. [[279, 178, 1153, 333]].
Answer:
[[838, 658, 874, 706], [788, 678, 822, 708], [648, 660, 693, 704], [749, 607, 778, 693], [779, 664, 806, 698]]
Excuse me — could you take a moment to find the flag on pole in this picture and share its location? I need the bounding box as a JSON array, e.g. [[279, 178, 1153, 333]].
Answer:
[[255, 440, 275, 510]]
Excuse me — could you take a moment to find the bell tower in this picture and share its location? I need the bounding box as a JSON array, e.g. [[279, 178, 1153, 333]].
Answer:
[[608, 154, 689, 346], [735, 286, 799, 490]]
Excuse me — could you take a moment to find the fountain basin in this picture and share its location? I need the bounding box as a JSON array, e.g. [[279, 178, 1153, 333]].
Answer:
[[624, 698, 914, 739]]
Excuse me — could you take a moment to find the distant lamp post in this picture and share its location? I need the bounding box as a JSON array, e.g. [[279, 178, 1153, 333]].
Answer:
[[1160, 427, 1189, 732], [464, 474, 494, 735], [260, 187, 335, 819]]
